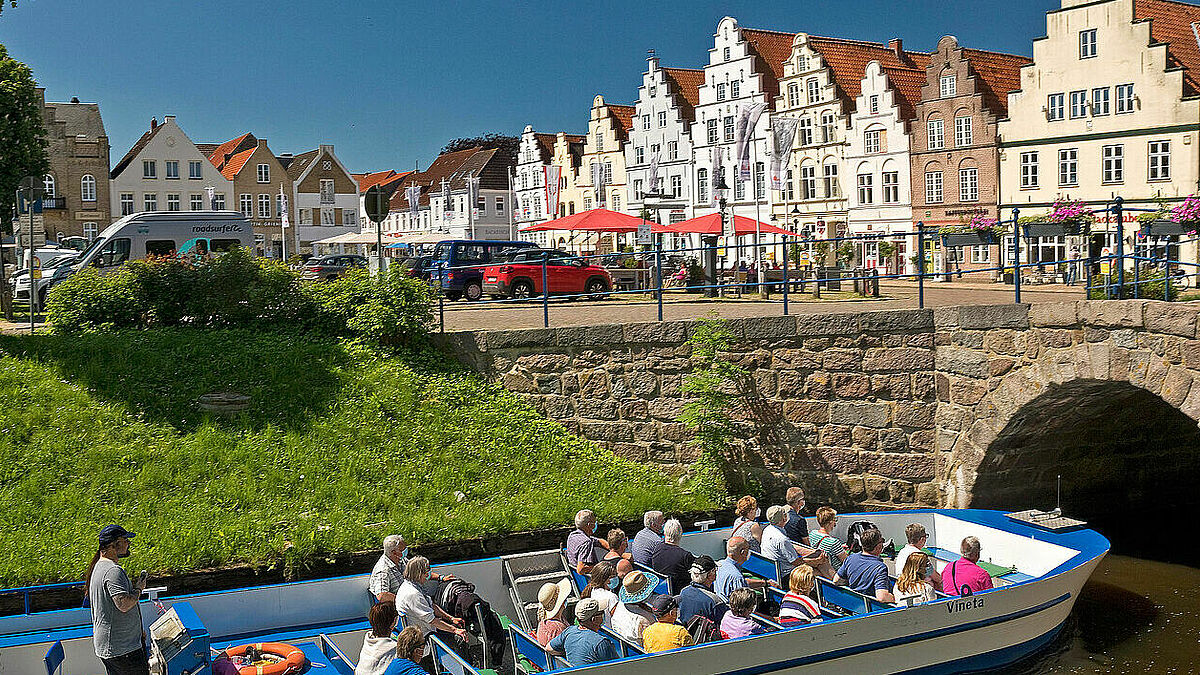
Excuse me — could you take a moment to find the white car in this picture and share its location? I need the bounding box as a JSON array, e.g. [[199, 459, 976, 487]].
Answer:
[[11, 254, 79, 306]]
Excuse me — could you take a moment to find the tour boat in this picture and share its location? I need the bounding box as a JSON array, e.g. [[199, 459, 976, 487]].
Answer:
[[0, 508, 1108, 675]]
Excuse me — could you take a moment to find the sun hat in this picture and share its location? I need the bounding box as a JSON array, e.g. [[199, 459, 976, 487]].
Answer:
[[538, 578, 572, 618], [575, 597, 604, 623], [618, 570, 660, 605]]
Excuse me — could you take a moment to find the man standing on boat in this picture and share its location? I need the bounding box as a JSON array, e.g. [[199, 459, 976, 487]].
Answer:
[[84, 524, 148, 675]]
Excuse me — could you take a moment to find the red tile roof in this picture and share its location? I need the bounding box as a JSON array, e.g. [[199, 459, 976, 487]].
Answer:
[[808, 36, 930, 111], [356, 169, 411, 192], [1134, 0, 1200, 97], [741, 28, 797, 81], [387, 147, 483, 208], [663, 67, 704, 121], [959, 48, 1032, 117], [607, 104, 636, 135], [535, 133, 559, 161], [206, 133, 257, 180]]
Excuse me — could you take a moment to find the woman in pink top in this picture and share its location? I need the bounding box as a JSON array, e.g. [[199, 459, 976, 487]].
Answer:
[[535, 579, 572, 645], [942, 536, 994, 596]]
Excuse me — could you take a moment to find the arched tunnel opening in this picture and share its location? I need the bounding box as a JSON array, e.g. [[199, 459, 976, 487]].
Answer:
[[969, 379, 1200, 567]]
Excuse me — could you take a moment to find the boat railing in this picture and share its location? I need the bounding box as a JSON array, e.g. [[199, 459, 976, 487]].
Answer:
[[598, 625, 644, 658], [0, 581, 83, 615], [509, 621, 554, 673], [317, 633, 355, 674], [429, 633, 485, 675]]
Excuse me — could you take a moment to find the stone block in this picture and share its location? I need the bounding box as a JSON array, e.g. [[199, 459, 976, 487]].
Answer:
[[823, 349, 863, 371], [800, 446, 860, 473], [933, 307, 960, 330], [1144, 303, 1199, 338], [877, 428, 908, 453], [483, 328, 554, 350], [753, 370, 778, 397], [954, 331, 986, 348], [989, 357, 1015, 377], [861, 452, 935, 481], [916, 482, 940, 506], [540, 396, 574, 419], [906, 332, 935, 348], [957, 304, 1030, 330], [861, 308, 935, 332], [622, 321, 688, 344], [738, 315, 799, 339], [820, 425, 853, 446], [832, 373, 872, 398], [1029, 301, 1079, 327], [660, 374, 682, 397], [1080, 300, 1146, 328], [772, 349, 822, 369], [578, 371, 610, 398], [862, 347, 935, 372], [618, 399, 649, 421], [659, 422, 690, 442], [502, 371, 538, 393], [796, 313, 861, 336], [627, 370, 659, 398], [870, 374, 911, 400], [935, 348, 990, 379], [839, 476, 867, 502], [777, 370, 807, 398], [576, 399, 619, 420], [647, 398, 685, 421], [1182, 341, 1200, 369], [556, 324, 625, 346], [1109, 329, 1137, 349], [805, 372, 833, 399], [851, 427, 878, 451], [579, 421, 634, 442], [865, 477, 890, 501], [890, 480, 916, 503], [950, 379, 987, 405], [515, 352, 570, 372], [535, 374, 561, 394], [1161, 366, 1193, 407], [913, 373, 937, 400], [893, 402, 936, 428], [908, 429, 936, 452], [783, 400, 830, 424], [829, 402, 891, 427]]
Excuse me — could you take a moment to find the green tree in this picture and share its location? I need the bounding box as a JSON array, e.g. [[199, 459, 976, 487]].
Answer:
[[440, 134, 519, 164], [0, 2, 17, 18]]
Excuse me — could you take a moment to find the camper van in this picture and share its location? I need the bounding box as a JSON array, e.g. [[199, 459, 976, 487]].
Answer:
[[66, 211, 254, 274]]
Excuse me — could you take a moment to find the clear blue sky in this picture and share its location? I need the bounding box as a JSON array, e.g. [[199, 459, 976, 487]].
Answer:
[[1, 0, 1055, 174]]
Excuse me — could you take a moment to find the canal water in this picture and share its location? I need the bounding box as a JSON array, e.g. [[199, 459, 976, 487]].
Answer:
[[1016, 554, 1200, 673]]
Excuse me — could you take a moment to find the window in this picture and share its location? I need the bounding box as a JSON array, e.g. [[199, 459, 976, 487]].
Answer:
[[257, 164, 270, 183], [320, 179, 335, 204], [927, 119, 944, 150], [697, 168, 709, 203], [240, 194, 253, 216], [322, 160, 332, 171], [857, 173, 873, 204], [785, 169, 795, 201], [120, 193, 134, 215], [723, 47, 731, 61], [971, 245, 991, 263], [595, 132, 604, 152], [84, 222, 98, 241], [165, 160, 179, 179], [42, 174, 55, 196], [633, 179, 643, 199], [864, 129, 881, 154], [143, 193, 157, 211], [807, 78, 820, 104], [706, 119, 719, 144], [658, 111, 667, 127], [213, 194, 225, 210], [1070, 90, 1088, 118], [1102, 144, 1124, 183], [882, 172, 899, 203], [143, 160, 156, 178], [753, 162, 765, 199], [925, 171, 943, 203], [167, 193, 180, 211], [801, 164, 817, 199], [940, 74, 957, 98], [80, 174, 96, 202], [730, 80, 740, 98], [1116, 84, 1135, 113], [1149, 140, 1171, 181], [1020, 152, 1039, 188], [959, 167, 978, 202], [96, 238, 131, 267], [1092, 87, 1110, 115], [735, 174, 745, 200], [604, 163, 613, 184], [321, 206, 335, 224], [824, 164, 840, 197], [716, 83, 726, 101], [1047, 93, 1065, 121], [650, 143, 660, 157], [635, 146, 645, 164], [788, 83, 801, 107], [188, 160, 202, 179], [642, 114, 651, 130], [1058, 148, 1078, 186], [668, 141, 678, 160], [145, 239, 177, 257], [584, 195, 592, 210], [670, 175, 682, 198], [869, 95, 879, 114], [190, 194, 203, 211], [955, 116, 972, 147], [821, 112, 836, 142], [344, 209, 357, 226], [1080, 29, 1097, 59], [799, 117, 814, 145], [797, 55, 808, 71], [495, 196, 505, 214], [723, 116, 735, 142]]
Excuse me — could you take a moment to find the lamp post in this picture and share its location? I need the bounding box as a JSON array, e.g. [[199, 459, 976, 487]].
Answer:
[[708, 176, 730, 298]]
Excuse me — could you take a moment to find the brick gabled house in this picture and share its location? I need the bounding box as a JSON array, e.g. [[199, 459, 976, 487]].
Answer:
[[205, 133, 295, 257]]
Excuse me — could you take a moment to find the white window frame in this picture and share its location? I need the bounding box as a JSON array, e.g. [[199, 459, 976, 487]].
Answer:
[[730, 80, 740, 98], [716, 83, 726, 101], [143, 160, 156, 178], [924, 171, 943, 204], [857, 173, 873, 204], [165, 160, 179, 180], [801, 164, 817, 200], [1092, 87, 1110, 115], [642, 114, 651, 130], [1069, 90, 1088, 119], [940, 74, 957, 98], [1115, 84, 1135, 114], [1059, 148, 1078, 186], [971, 244, 991, 263], [1047, 93, 1065, 121], [869, 95, 879, 114], [80, 174, 96, 202], [189, 160, 203, 179], [83, 222, 98, 241], [882, 172, 899, 204], [959, 167, 978, 202], [657, 111, 667, 127], [799, 117, 813, 146], [257, 163, 270, 183], [823, 164, 839, 198], [1020, 152, 1039, 188], [190, 194, 204, 211], [1149, 140, 1171, 181], [1080, 29, 1097, 59], [120, 193, 134, 216], [787, 83, 800, 108], [667, 141, 678, 160], [1102, 144, 1124, 183], [954, 116, 972, 147], [706, 119, 719, 144], [821, 112, 836, 143], [144, 193, 157, 211], [42, 174, 55, 197], [927, 119, 944, 150], [723, 116, 735, 142], [167, 193, 180, 211], [240, 193, 253, 216], [807, 78, 820, 104], [670, 175, 682, 198], [864, 129, 881, 154]]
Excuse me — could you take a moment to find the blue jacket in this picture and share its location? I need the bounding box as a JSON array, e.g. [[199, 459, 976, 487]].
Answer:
[[383, 658, 426, 675]]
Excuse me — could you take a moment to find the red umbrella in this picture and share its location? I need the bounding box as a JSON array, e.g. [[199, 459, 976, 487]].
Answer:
[[664, 213, 794, 237], [520, 208, 671, 233]]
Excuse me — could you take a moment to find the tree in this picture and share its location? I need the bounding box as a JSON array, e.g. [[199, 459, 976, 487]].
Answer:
[[0, 42, 49, 319], [440, 134, 518, 164], [0, 2, 17, 18]]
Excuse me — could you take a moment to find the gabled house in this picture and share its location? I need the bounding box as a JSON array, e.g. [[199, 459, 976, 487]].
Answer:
[[33, 89, 110, 241], [111, 116, 232, 225], [205, 133, 294, 257], [281, 145, 360, 252]]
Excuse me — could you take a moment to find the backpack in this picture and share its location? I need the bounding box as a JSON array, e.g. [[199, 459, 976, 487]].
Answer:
[[686, 614, 721, 643], [846, 521, 880, 554]]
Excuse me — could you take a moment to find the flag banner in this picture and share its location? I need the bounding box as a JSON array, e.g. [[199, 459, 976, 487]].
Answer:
[[206, 186, 216, 210], [467, 174, 481, 219], [711, 146, 726, 208], [405, 185, 421, 216], [737, 103, 767, 181], [442, 180, 453, 220], [648, 152, 660, 195], [770, 116, 800, 190], [544, 165, 561, 218], [279, 185, 290, 229], [592, 162, 606, 206]]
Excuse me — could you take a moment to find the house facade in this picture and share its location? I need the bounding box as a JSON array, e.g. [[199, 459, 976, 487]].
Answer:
[[381, 147, 514, 242], [572, 95, 634, 253], [355, 169, 411, 232], [33, 89, 110, 241], [514, 126, 563, 243], [283, 145, 361, 252], [110, 116, 232, 228], [205, 133, 295, 257]]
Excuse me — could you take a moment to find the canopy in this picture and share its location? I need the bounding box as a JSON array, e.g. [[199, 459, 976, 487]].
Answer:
[[665, 213, 794, 237], [520, 208, 670, 234], [309, 231, 395, 246], [396, 231, 452, 245]]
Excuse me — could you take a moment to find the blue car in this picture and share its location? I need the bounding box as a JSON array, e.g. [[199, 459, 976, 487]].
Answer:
[[430, 240, 537, 301]]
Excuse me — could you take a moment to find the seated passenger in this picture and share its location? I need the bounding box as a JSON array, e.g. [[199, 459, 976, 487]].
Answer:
[[565, 509, 610, 576], [394, 557, 469, 642], [942, 536, 994, 597], [678, 555, 729, 626], [894, 552, 937, 606], [896, 523, 941, 587], [761, 505, 827, 574], [719, 588, 765, 639], [535, 579, 572, 646], [579, 561, 620, 628], [382, 626, 428, 675], [547, 598, 620, 666], [602, 528, 635, 578], [641, 595, 695, 653], [778, 566, 822, 625], [809, 506, 849, 570], [715, 537, 770, 602], [650, 519, 695, 592], [611, 570, 659, 646], [833, 529, 895, 604], [731, 496, 764, 553], [630, 511, 665, 567], [783, 487, 811, 545], [355, 601, 398, 675]]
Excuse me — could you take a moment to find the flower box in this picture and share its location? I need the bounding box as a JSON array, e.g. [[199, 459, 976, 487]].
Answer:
[[941, 231, 996, 246], [1024, 220, 1085, 237], [1141, 220, 1191, 237]]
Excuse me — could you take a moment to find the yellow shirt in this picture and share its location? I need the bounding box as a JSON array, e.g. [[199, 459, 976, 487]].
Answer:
[[641, 622, 693, 653]]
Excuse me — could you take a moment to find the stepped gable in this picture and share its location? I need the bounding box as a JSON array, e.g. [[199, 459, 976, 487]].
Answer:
[[741, 27, 797, 101], [958, 48, 1032, 116], [1133, 0, 1200, 97], [662, 67, 704, 121], [808, 36, 930, 114]]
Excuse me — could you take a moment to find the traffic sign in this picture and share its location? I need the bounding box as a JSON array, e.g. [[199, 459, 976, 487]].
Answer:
[[364, 185, 392, 223]]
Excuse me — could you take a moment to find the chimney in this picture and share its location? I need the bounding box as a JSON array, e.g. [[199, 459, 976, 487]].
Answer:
[[888, 38, 903, 59], [150, 117, 158, 130], [257, 138, 269, 149], [319, 144, 334, 154], [164, 115, 175, 124], [70, 96, 80, 103]]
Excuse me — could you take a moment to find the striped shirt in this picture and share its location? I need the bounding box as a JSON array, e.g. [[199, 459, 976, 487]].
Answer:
[[778, 591, 822, 624], [809, 531, 845, 567]]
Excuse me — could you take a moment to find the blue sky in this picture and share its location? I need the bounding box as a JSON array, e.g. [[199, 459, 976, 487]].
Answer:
[[1, 0, 1055, 174]]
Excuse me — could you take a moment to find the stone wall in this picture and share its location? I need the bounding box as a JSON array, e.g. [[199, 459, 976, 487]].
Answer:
[[438, 301, 1200, 511]]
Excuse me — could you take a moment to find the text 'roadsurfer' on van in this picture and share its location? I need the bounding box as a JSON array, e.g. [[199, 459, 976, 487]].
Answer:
[[68, 211, 255, 274]]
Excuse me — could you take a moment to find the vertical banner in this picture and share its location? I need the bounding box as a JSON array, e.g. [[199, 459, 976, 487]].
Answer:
[[648, 152, 660, 196], [770, 117, 800, 190], [441, 179, 453, 220], [544, 165, 561, 218], [592, 162, 606, 207], [467, 174, 481, 219], [737, 103, 767, 180], [279, 185, 289, 229], [711, 146, 728, 208], [206, 186, 216, 210], [405, 185, 421, 216]]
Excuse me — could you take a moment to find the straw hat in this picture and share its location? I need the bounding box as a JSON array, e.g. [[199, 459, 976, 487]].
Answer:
[[538, 578, 572, 619], [618, 570, 660, 605]]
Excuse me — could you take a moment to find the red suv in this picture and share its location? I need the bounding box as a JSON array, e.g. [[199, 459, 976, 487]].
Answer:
[[483, 249, 612, 300]]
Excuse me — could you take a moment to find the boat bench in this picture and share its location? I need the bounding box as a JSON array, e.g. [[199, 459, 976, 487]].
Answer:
[[923, 548, 1030, 584], [744, 551, 892, 615]]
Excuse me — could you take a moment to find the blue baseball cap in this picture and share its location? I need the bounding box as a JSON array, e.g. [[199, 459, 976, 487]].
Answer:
[[98, 525, 136, 548]]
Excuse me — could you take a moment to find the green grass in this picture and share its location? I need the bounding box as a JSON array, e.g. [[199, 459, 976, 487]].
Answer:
[[0, 329, 715, 586]]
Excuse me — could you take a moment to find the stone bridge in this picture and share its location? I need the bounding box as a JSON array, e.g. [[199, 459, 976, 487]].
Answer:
[[439, 301, 1200, 537]]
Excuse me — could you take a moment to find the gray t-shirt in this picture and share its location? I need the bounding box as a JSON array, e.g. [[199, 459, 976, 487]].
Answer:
[[89, 558, 143, 659]]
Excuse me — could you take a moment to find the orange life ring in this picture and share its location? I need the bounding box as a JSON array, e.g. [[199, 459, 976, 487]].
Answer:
[[222, 642, 307, 675]]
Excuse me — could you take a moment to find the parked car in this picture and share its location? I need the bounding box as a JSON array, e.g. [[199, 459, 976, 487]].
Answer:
[[398, 255, 434, 281], [301, 254, 369, 281], [11, 254, 79, 306], [483, 248, 613, 300], [430, 240, 537, 301]]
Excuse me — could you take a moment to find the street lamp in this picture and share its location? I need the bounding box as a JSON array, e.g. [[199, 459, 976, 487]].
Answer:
[[706, 176, 730, 298]]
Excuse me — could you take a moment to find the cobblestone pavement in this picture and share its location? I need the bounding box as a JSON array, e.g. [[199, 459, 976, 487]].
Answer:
[[439, 282, 1087, 332]]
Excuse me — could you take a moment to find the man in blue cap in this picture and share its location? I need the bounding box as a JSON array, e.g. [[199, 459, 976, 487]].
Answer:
[[85, 524, 149, 675]]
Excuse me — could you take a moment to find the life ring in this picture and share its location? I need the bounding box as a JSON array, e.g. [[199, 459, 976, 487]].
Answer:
[[222, 642, 307, 675]]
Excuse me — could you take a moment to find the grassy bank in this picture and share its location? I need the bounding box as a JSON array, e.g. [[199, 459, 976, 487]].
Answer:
[[0, 330, 715, 586]]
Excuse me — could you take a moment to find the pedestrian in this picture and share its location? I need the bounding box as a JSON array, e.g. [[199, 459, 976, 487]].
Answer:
[[84, 524, 149, 675], [1067, 246, 1080, 285]]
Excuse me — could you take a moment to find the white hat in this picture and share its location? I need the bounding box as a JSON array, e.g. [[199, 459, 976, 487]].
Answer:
[[538, 578, 572, 618]]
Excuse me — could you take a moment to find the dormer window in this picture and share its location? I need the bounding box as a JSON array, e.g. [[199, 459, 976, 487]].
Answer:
[[940, 74, 956, 98]]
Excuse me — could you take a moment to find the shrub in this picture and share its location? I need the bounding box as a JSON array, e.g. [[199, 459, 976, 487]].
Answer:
[[304, 267, 433, 347], [44, 267, 146, 331]]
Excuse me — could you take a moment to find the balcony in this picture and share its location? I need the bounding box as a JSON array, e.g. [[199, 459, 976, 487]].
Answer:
[[41, 197, 67, 210]]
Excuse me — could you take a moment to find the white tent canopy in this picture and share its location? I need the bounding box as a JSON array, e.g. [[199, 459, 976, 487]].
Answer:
[[310, 232, 392, 246]]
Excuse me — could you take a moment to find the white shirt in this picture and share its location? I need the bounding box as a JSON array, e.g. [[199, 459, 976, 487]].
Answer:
[[895, 544, 921, 578], [761, 524, 799, 564], [369, 553, 404, 599], [590, 587, 619, 628], [354, 633, 397, 675], [394, 580, 436, 636], [610, 602, 654, 646]]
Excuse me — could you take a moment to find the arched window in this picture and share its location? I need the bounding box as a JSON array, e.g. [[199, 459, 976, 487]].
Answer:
[[821, 112, 836, 143], [80, 174, 97, 202], [611, 193, 621, 212], [798, 117, 814, 146], [697, 167, 709, 203], [43, 174, 55, 197]]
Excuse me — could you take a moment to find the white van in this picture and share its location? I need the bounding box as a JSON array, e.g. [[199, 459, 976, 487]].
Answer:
[[69, 211, 255, 272]]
